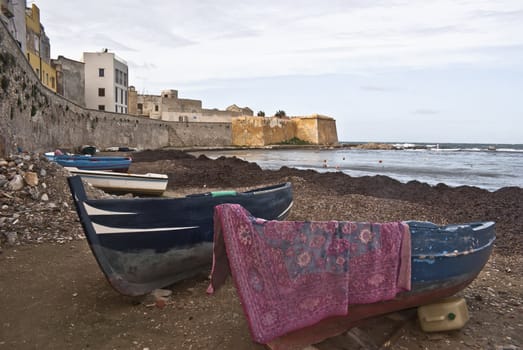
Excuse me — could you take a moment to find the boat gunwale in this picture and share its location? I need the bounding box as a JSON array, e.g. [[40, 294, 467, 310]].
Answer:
[[411, 236, 495, 259]]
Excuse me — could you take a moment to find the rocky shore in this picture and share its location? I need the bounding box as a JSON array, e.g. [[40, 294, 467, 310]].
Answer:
[[1, 150, 522, 349]]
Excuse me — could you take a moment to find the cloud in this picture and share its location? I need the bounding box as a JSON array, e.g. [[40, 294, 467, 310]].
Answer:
[[360, 85, 400, 92], [38, 0, 523, 85], [127, 61, 158, 70], [413, 109, 440, 115], [90, 34, 137, 52]]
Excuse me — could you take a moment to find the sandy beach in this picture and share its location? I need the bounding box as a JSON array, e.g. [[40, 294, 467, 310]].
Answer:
[[0, 149, 521, 349]]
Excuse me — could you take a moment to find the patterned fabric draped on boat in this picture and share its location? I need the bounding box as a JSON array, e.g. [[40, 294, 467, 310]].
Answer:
[[208, 204, 411, 344]]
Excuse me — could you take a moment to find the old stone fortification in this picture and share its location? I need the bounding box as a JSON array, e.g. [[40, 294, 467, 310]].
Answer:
[[128, 88, 253, 123], [231, 115, 338, 147], [0, 21, 231, 157]]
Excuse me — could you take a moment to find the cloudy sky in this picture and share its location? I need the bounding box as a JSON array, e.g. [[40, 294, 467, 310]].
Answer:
[[38, 0, 523, 143]]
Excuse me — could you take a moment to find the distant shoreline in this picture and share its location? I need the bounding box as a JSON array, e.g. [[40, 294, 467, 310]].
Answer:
[[99, 141, 522, 156]]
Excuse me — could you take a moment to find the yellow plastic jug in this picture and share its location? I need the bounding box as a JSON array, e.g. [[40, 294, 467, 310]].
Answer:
[[417, 297, 469, 332]]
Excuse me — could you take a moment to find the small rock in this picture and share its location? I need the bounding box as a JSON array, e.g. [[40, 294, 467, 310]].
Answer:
[[41, 193, 49, 201], [152, 288, 173, 298], [40, 169, 47, 177], [7, 175, 24, 191], [24, 172, 39, 187], [4, 232, 18, 245], [143, 288, 173, 308], [28, 187, 40, 200], [155, 298, 167, 309]]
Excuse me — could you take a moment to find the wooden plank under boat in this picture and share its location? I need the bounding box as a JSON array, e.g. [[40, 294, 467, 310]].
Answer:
[[67, 175, 294, 296], [65, 167, 168, 196]]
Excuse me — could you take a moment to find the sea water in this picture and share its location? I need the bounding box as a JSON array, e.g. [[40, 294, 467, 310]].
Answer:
[[191, 143, 523, 192]]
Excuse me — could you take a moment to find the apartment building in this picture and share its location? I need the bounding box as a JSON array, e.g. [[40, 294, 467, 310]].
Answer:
[[25, 3, 56, 92], [84, 51, 128, 113]]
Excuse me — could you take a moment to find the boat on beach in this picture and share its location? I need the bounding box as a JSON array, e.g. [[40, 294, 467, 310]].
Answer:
[[67, 175, 294, 296], [65, 167, 168, 196], [207, 204, 496, 347], [50, 153, 132, 172]]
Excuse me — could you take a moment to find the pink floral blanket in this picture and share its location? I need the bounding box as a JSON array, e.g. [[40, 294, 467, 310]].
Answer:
[[207, 204, 411, 344]]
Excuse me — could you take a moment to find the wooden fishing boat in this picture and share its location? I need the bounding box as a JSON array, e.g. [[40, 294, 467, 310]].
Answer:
[[67, 176, 294, 296], [266, 219, 496, 348], [208, 205, 496, 348], [54, 154, 132, 172], [65, 167, 168, 196]]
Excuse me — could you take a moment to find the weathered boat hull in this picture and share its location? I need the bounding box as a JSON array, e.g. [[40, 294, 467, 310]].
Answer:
[[65, 167, 168, 196], [55, 155, 132, 172], [67, 176, 294, 296], [267, 220, 495, 348], [267, 276, 478, 349]]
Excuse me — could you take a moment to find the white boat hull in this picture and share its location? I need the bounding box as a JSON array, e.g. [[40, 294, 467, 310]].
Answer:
[[65, 167, 168, 196]]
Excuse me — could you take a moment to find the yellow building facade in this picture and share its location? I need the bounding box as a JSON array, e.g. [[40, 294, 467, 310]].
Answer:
[[25, 4, 56, 92]]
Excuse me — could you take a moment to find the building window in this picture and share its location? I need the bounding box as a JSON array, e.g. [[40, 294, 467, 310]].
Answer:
[[51, 77, 55, 89], [115, 69, 123, 85], [124, 73, 127, 86], [121, 89, 123, 104], [137, 103, 143, 113], [155, 105, 159, 112], [98, 88, 105, 97], [98, 105, 105, 111], [115, 87, 118, 102], [99, 68, 104, 77], [125, 91, 128, 105]]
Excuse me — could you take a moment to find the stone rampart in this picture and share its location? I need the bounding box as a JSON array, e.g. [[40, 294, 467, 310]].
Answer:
[[232, 115, 338, 146]]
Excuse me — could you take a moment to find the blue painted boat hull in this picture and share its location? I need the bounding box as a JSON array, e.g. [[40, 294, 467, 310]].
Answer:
[[55, 155, 132, 172], [266, 220, 495, 348], [408, 220, 495, 288], [68, 176, 294, 295]]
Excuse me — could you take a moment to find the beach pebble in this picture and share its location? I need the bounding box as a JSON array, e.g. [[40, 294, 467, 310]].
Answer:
[[24, 172, 39, 187], [7, 175, 24, 191]]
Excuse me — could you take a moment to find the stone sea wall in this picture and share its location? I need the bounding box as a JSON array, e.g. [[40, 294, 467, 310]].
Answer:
[[0, 21, 231, 157]]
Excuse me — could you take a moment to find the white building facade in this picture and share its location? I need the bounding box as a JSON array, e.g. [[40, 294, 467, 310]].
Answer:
[[83, 51, 128, 113]]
